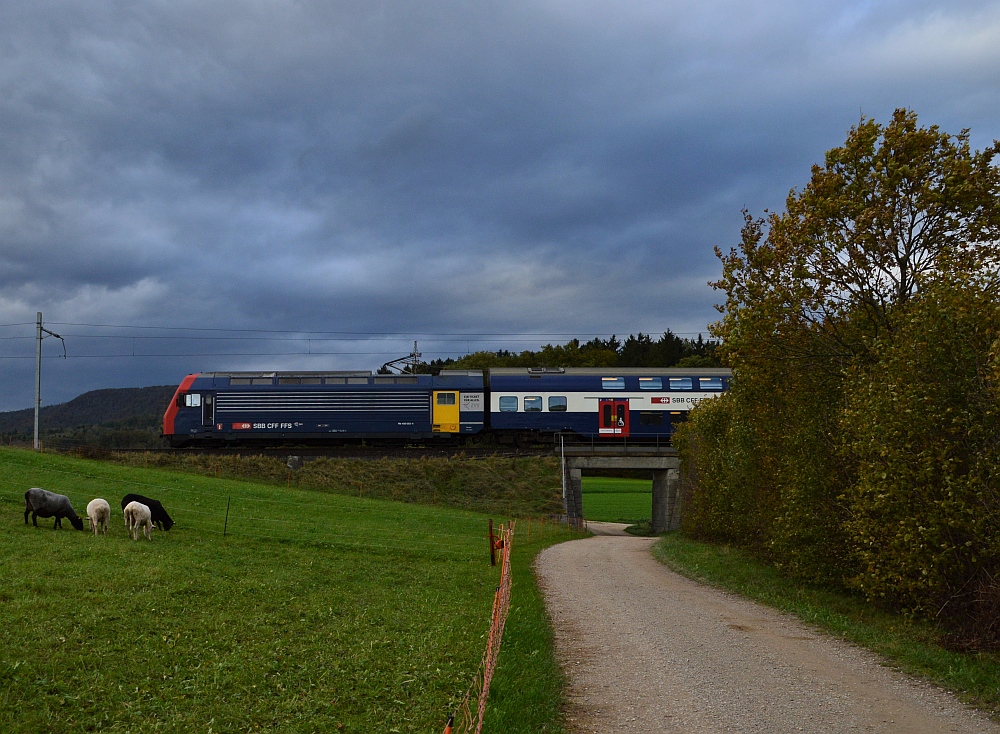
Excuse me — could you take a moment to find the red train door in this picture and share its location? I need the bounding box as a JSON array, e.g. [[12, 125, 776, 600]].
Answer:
[[598, 399, 630, 437]]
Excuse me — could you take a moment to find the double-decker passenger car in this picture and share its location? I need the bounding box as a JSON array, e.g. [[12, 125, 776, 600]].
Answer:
[[163, 370, 486, 447], [162, 366, 731, 447], [487, 367, 730, 443]]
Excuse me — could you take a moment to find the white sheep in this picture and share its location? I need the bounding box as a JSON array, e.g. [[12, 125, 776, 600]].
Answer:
[[123, 501, 153, 541], [86, 498, 111, 536]]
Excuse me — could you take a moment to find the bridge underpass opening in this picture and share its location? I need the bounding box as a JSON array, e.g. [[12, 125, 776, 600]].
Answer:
[[559, 446, 681, 533], [580, 473, 655, 526]]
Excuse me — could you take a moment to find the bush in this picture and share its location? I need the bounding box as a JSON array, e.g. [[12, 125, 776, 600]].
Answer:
[[841, 281, 1000, 647]]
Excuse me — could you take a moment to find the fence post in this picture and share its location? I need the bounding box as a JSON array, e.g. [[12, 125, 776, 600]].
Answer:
[[223, 496, 231, 537], [489, 519, 496, 566]]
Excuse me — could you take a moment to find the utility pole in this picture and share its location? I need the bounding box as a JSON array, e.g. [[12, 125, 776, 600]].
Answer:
[[33, 313, 66, 451]]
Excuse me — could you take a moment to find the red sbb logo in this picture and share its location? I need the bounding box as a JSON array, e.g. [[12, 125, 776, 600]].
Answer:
[[233, 422, 252, 430], [651, 397, 671, 404]]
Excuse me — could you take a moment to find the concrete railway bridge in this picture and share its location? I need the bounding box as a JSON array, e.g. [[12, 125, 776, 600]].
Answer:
[[558, 441, 681, 532]]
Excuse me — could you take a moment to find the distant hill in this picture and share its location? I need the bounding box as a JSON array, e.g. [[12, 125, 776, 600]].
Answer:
[[0, 386, 177, 435]]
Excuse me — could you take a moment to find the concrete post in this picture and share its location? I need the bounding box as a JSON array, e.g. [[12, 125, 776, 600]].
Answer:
[[652, 468, 682, 532], [665, 467, 681, 531], [563, 464, 584, 522], [652, 469, 668, 533]]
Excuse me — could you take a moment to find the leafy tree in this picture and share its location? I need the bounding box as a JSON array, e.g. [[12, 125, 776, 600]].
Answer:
[[681, 110, 1000, 645], [714, 109, 1000, 364]]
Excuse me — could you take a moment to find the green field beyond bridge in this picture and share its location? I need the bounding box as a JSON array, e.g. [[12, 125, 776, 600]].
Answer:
[[581, 476, 653, 524]]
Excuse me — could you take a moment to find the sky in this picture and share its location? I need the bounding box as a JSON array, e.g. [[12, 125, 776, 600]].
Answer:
[[1, 0, 999, 411]]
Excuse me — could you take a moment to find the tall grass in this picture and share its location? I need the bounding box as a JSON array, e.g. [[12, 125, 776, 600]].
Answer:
[[0, 448, 575, 733], [104, 451, 565, 519]]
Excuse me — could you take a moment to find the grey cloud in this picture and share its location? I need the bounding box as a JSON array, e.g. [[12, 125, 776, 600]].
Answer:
[[1, 1, 999, 410]]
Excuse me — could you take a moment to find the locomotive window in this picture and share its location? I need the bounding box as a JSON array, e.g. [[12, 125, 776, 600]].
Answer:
[[639, 377, 662, 390], [499, 396, 518, 412], [347, 377, 369, 385], [524, 396, 542, 412], [669, 377, 693, 390], [437, 392, 457, 405], [601, 377, 625, 390], [229, 378, 252, 385], [300, 377, 322, 384], [639, 411, 664, 426], [251, 378, 273, 385], [184, 393, 202, 408], [278, 377, 300, 385], [325, 377, 346, 384], [699, 377, 724, 390], [548, 396, 567, 412], [396, 376, 418, 384]]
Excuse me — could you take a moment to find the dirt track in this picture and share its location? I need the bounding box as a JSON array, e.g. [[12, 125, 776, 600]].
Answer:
[[535, 528, 1000, 733]]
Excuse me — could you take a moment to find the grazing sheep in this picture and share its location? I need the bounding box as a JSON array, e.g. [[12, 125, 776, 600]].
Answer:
[[86, 498, 111, 536], [123, 501, 153, 541], [120, 493, 174, 531], [23, 488, 84, 531]]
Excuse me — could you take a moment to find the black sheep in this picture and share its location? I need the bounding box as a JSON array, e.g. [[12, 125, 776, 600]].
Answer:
[[24, 488, 84, 530], [120, 493, 174, 531]]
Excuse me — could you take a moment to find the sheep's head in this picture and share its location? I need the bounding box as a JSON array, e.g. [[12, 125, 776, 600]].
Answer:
[[70, 516, 84, 531], [162, 518, 175, 531]]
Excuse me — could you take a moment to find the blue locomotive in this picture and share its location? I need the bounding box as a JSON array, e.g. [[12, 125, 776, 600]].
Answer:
[[163, 367, 730, 447]]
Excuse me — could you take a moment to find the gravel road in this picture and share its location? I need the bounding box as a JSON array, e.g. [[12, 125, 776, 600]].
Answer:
[[536, 527, 1000, 733]]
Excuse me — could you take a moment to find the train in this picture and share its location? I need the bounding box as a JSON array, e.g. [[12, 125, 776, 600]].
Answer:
[[162, 367, 731, 448]]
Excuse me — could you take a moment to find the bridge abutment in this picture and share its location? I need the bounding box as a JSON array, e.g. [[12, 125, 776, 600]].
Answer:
[[560, 445, 680, 532]]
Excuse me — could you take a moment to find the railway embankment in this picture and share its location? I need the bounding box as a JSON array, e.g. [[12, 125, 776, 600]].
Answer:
[[103, 450, 566, 518]]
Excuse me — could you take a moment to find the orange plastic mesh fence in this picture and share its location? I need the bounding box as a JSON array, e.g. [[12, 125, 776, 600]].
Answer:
[[447, 520, 515, 734]]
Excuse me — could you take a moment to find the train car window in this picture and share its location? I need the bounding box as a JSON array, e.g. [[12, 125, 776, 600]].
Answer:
[[300, 377, 322, 385], [601, 377, 625, 390], [669, 377, 693, 390], [699, 377, 724, 390], [548, 396, 567, 412], [347, 377, 369, 385], [524, 396, 542, 412], [639, 377, 662, 390], [184, 393, 202, 407], [278, 377, 301, 385], [251, 378, 273, 385], [374, 376, 395, 384], [499, 396, 518, 412], [396, 376, 418, 384], [437, 392, 457, 405], [639, 411, 663, 426], [230, 378, 252, 385], [325, 377, 346, 384]]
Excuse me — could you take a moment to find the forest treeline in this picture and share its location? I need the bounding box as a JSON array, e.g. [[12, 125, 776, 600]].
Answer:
[[675, 109, 1000, 650], [419, 332, 720, 372]]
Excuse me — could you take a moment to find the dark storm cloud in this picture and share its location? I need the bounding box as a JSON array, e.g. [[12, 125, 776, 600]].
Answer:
[[1, 0, 1000, 409]]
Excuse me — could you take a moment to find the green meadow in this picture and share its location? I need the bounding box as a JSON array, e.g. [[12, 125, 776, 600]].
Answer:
[[0, 448, 576, 733], [580, 476, 652, 524]]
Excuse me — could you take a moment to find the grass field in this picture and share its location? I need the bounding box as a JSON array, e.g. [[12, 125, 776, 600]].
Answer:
[[0, 448, 576, 733], [580, 476, 651, 524]]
